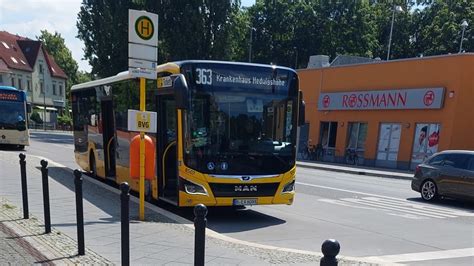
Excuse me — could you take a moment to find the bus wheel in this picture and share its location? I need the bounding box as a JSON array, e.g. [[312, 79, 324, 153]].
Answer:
[[89, 152, 97, 177]]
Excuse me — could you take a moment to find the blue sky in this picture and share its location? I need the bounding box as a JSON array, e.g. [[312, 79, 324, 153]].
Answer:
[[0, 0, 257, 73]]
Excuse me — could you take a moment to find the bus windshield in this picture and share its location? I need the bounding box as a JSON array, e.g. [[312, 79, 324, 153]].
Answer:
[[0, 101, 26, 129], [182, 63, 298, 175]]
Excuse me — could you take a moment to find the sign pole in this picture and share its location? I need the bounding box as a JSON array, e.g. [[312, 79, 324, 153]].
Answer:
[[139, 77, 146, 221]]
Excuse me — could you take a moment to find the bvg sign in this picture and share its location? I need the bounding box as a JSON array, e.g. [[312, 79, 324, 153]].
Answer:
[[127, 110, 157, 133], [318, 88, 445, 111]]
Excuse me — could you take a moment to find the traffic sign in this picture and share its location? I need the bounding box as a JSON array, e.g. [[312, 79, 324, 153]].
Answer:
[[128, 10, 158, 46], [129, 68, 156, 80], [129, 59, 156, 70], [127, 109, 157, 133], [128, 43, 157, 62]]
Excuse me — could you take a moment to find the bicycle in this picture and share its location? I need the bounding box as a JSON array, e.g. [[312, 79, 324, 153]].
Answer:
[[345, 148, 359, 165]]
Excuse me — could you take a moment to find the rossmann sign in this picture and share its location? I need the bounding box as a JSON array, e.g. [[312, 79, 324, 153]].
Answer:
[[318, 88, 445, 110]]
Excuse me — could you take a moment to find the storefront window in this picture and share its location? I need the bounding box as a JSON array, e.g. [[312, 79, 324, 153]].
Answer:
[[347, 122, 368, 151], [411, 123, 440, 167], [319, 121, 338, 162]]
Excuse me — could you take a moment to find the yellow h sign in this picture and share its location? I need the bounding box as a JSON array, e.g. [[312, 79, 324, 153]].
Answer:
[[135, 16, 154, 40]]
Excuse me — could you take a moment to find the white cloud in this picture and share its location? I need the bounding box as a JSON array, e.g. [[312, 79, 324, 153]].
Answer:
[[0, 0, 91, 72]]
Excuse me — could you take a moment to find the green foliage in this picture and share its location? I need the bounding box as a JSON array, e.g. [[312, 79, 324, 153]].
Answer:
[[57, 115, 72, 126], [30, 111, 43, 124], [76, 0, 472, 73], [37, 30, 79, 96]]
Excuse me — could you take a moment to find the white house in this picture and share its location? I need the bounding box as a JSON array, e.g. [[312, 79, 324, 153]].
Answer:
[[0, 31, 68, 124]]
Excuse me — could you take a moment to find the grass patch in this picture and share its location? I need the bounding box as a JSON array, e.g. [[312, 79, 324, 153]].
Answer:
[[2, 204, 16, 209]]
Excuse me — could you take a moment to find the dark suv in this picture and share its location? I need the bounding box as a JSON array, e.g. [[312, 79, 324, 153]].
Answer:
[[412, 150, 474, 202]]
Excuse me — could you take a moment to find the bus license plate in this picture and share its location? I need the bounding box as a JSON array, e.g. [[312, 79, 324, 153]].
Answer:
[[233, 198, 257, 206]]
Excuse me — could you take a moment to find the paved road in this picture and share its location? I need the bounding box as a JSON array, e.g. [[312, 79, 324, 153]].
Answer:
[[20, 131, 474, 265]]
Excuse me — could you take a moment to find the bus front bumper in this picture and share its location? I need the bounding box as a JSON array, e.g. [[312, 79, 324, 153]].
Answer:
[[0, 130, 29, 146], [178, 191, 295, 207]]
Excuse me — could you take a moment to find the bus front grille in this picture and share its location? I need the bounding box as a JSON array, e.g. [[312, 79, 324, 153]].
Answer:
[[209, 183, 279, 197]]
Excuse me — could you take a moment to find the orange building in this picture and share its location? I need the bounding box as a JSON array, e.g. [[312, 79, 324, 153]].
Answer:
[[298, 53, 474, 170]]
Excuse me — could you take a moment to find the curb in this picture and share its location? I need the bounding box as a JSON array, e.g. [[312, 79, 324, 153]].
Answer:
[[296, 162, 413, 181]]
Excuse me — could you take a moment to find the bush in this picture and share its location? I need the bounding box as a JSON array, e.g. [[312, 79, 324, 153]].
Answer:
[[57, 115, 72, 126], [30, 111, 43, 124]]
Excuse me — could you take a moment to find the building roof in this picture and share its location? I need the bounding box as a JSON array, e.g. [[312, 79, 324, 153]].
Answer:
[[0, 31, 67, 79]]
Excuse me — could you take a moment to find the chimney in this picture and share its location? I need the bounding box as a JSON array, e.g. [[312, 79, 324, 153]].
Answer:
[[307, 55, 330, 69]]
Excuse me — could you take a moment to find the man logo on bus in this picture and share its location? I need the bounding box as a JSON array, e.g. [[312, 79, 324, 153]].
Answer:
[[424, 91, 435, 106], [135, 16, 154, 40], [322, 95, 330, 108]]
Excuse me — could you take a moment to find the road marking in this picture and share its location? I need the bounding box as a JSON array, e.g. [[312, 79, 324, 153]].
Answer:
[[363, 247, 474, 263], [298, 182, 474, 219]]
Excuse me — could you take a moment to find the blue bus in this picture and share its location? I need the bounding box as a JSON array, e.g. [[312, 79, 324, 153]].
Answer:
[[0, 86, 29, 149]]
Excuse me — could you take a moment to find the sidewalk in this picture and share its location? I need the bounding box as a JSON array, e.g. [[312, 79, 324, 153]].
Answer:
[[0, 150, 383, 265], [297, 160, 414, 180]]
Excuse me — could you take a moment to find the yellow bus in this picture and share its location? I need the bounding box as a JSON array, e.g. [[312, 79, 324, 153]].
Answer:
[[71, 60, 303, 207], [0, 86, 29, 149]]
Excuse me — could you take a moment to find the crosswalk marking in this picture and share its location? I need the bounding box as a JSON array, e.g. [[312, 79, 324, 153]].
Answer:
[[318, 196, 474, 219]]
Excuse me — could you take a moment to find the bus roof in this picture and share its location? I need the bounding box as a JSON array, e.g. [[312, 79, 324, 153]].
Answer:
[[0, 86, 20, 91], [71, 60, 296, 91]]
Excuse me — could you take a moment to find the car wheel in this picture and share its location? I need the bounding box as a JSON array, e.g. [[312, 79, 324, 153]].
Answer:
[[420, 180, 438, 201]]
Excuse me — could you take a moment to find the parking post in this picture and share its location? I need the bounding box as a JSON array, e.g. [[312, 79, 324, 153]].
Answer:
[[74, 170, 85, 255], [120, 182, 130, 266], [19, 153, 29, 219], [40, 159, 51, 234], [320, 239, 340, 266], [194, 204, 208, 266]]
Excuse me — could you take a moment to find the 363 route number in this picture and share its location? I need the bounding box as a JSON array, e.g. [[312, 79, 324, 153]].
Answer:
[[196, 68, 212, 85]]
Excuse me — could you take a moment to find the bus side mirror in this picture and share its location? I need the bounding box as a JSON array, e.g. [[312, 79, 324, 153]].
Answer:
[[26, 103, 32, 113], [298, 91, 305, 126], [172, 74, 189, 110]]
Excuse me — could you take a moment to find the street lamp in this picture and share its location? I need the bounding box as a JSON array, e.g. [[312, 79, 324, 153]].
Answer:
[[248, 27, 256, 62], [459, 19, 469, 53], [387, 5, 404, 60], [293, 46, 298, 69]]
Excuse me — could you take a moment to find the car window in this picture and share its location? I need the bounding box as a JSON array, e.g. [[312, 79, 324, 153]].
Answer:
[[443, 154, 469, 169], [428, 154, 445, 166], [466, 155, 474, 171]]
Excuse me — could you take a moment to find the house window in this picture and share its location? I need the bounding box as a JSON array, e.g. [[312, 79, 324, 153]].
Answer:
[[18, 78, 22, 90], [11, 77, 15, 87], [40, 81, 44, 93], [59, 85, 63, 96], [27, 80, 31, 91], [53, 84, 56, 95], [0, 75, 3, 84], [39, 64, 43, 74]]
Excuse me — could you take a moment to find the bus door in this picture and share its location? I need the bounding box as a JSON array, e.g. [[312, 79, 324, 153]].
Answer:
[[156, 91, 178, 204], [100, 97, 116, 178]]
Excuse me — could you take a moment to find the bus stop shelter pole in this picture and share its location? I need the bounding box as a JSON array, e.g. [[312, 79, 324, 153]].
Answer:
[[139, 77, 146, 221]]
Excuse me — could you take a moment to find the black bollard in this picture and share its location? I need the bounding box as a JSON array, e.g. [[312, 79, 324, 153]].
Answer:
[[120, 182, 130, 266], [40, 160, 51, 234], [194, 204, 208, 266], [320, 239, 340, 266], [19, 153, 29, 219], [74, 170, 85, 256]]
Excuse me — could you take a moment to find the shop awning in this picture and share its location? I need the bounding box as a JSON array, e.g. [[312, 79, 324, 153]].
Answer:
[[33, 106, 58, 111]]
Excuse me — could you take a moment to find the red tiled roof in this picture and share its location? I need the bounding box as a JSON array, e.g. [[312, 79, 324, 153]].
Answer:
[[43, 47, 67, 79], [0, 31, 67, 79], [0, 58, 11, 73], [0, 31, 33, 72]]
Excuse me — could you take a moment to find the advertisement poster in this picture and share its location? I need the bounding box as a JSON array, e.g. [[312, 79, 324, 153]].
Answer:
[[411, 123, 440, 164]]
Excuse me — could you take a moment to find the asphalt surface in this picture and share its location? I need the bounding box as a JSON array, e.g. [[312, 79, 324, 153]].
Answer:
[[17, 130, 474, 265]]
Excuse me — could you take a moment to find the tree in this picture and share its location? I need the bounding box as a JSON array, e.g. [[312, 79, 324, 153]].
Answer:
[[37, 30, 79, 95], [77, 0, 242, 77], [412, 1, 473, 56]]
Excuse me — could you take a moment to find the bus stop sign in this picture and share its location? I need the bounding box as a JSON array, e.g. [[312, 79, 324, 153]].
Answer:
[[127, 109, 157, 133]]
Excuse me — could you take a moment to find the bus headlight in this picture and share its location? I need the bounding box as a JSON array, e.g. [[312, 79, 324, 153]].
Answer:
[[183, 179, 208, 196], [282, 180, 295, 193]]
